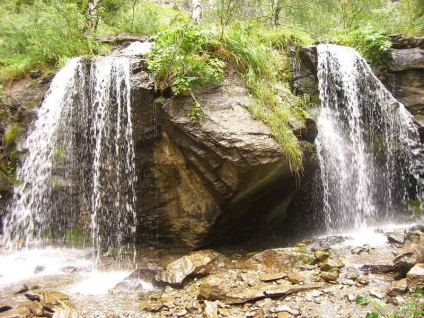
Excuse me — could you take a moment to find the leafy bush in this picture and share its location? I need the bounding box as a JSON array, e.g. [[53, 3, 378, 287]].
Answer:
[[0, 2, 107, 80], [147, 25, 225, 95], [328, 26, 391, 65]]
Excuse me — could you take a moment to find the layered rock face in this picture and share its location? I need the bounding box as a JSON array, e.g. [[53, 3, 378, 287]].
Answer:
[[135, 70, 316, 248], [385, 35, 424, 142], [1, 50, 316, 248]]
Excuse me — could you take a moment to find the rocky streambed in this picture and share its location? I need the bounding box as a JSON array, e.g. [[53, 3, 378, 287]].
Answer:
[[1, 224, 424, 318]]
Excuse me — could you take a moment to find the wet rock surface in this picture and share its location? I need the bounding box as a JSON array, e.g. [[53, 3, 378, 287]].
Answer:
[[2, 225, 424, 317]]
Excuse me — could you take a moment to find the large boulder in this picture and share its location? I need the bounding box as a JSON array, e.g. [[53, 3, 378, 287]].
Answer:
[[388, 48, 424, 72], [134, 70, 317, 248]]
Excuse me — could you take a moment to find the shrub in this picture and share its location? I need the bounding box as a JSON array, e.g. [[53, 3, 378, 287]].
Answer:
[[327, 26, 392, 65], [147, 25, 225, 95], [0, 2, 107, 80]]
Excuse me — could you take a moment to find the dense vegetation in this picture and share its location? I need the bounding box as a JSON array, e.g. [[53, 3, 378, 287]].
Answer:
[[0, 0, 423, 174]]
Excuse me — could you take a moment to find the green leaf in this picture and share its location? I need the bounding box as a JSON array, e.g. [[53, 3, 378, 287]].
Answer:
[[366, 311, 379, 318]]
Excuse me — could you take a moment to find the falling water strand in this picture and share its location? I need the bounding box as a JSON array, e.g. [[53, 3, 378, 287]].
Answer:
[[4, 53, 138, 251], [3, 58, 81, 247], [316, 44, 423, 232]]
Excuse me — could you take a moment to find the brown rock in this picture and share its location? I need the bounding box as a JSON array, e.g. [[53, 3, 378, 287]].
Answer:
[[264, 284, 323, 298], [407, 263, 424, 289], [156, 250, 225, 284], [314, 250, 330, 262], [287, 273, 305, 284], [225, 289, 266, 305], [0, 305, 31, 318], [320, 256, 344, 271], [387, 279, 408, 296], [319, 271, 339, 282], [393, 242, 424, 273], [138, 70, 316, 248], [140, 300, 165, 312], [260, 272, 287, 282], [244, 247, 315, 271], [198, 276, 229, 301]]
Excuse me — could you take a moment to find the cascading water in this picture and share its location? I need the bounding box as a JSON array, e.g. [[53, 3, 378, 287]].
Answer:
[[3, 48, 143, 250], [316, 44, 423, 232]]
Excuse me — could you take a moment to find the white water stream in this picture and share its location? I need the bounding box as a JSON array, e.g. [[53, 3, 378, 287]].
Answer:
[[3, 49, 143, 251], [0, 44, 153, 296], [316, 44, 423, 232]]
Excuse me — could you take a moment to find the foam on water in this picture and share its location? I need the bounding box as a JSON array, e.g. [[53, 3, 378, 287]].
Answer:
[[70, 270, 133, 295], [0, 247, 92, 287]]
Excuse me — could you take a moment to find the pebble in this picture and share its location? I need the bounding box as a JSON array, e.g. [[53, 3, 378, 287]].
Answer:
[[370, 290, 385, 299]]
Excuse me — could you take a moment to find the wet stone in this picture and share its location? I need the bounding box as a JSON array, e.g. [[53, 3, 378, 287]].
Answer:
[[314, 250, 330, 262], [34, 266, 45, 274], [0, 305, 31, 318], [387, 232, 405, 244]]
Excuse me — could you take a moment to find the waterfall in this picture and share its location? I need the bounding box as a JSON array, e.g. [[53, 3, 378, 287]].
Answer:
[[4, 49, 142, 250], [316, 44, 423, 232]]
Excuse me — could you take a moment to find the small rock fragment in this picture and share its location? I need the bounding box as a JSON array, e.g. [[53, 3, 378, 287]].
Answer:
[[344, 267, 360, 280], [204, 301, 219, 318], [260, 272, 287, 282], [320, 271, 339, 282], [347, 294, 357, 302], [34, 266, 45, 274], [387, 232, 405, 244], [355, 277, 370, 286], [391, 296, 406, 306], [314, 250, 330, 262], [370, 290, 385, 299], [320, 257, 344, 271], [156, 250, 226, 285], [287, 273, 305, 284], [387, 279, 408, 296], [407, 263, 424, 288]]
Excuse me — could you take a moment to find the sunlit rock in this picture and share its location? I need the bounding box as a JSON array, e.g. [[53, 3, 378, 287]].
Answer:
[[387, 278, 408, 296], [406, 263, 424, 289], [156, 250, 226, 285], [244, 247, 315, 271]]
